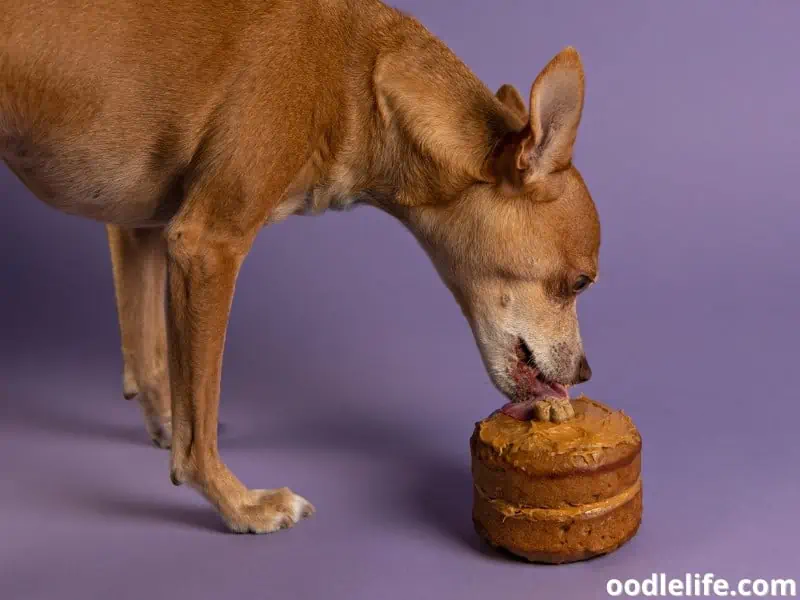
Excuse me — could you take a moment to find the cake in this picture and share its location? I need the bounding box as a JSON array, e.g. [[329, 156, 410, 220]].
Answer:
[[470, 396, 642, 564]]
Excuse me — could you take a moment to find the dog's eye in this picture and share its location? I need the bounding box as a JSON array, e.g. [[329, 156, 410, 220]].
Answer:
[[573, 275, 592, 294]]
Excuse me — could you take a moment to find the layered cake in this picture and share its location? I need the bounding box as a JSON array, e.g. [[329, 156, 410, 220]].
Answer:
[[470, 396, 642, 564]]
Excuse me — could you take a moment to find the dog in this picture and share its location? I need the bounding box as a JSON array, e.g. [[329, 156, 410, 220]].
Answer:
[[1, 0, 600, 533]]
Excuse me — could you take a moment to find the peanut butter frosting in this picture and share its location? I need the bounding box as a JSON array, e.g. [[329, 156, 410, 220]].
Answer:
[[474, 476, 642, 522], [474, 396, 641, 476]]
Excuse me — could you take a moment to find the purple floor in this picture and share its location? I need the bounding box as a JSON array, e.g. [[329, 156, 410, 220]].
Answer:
[[2, 276, 798, 598], [2, 1, 799, 599]]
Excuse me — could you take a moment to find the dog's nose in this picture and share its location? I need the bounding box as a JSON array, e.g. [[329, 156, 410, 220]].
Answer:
[[576, 355, 592, 384]]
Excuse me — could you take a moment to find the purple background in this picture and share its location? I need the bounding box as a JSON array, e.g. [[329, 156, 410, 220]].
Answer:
[[2, 1, 798, 599]]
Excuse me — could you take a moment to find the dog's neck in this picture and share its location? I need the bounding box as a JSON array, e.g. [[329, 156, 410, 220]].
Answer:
[[296, 9, 521, 226]]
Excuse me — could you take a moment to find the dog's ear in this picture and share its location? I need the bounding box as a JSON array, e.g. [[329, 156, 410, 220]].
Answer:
[[495, 84, 527, 121], [491, 47, 585, 189], [523, 47, 585, 177], [374, 45, 506, 183]]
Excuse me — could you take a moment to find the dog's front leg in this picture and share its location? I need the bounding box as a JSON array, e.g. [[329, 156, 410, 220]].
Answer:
[[164, 203, 314, 533]]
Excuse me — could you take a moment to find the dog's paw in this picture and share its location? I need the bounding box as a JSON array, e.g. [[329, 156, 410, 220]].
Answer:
[[223, 487, 315, 534], [143, 414, 172, 449], [532, 397, 575, 423], [122, 366, 139, 400]]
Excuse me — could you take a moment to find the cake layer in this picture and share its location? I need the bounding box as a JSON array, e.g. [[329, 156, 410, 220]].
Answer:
[[472, 441, 640, 508], [473, 479, 642, 564]]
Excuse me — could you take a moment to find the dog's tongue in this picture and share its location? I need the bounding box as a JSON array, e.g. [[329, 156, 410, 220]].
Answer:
[[500, 400, 538, 420]]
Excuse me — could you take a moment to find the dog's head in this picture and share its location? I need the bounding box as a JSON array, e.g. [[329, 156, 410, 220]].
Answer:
[[398, 48, 599, 403]]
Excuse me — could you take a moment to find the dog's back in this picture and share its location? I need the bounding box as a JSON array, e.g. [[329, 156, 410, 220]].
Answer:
[[1, 0, 390, 225]]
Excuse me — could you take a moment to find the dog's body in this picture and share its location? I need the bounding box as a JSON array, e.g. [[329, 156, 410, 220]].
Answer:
[[2, 0, 600, 532]]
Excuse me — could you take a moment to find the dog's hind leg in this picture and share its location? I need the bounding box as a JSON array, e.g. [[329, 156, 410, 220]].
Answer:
[[107, 225, 172, 449]]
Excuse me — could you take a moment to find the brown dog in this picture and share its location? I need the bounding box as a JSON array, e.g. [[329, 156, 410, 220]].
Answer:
[[1, 0, 600, 533]]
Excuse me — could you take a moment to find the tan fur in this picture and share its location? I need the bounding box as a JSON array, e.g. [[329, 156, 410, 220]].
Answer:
[[107, 225, 172, 448], [1, 0, 600, 532]]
